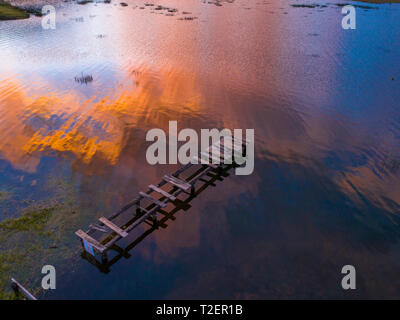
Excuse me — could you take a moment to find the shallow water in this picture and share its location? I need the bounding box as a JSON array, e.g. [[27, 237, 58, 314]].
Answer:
[[1, 0, 400, 299]]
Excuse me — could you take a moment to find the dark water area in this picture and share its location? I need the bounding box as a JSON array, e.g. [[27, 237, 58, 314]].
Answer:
[[0, 0, 400, 299]]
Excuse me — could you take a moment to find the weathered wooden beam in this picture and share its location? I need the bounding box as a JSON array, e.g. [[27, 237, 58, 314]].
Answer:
[[124, 206, 158, 232], [163, 174, 191, 191], [11, 278, 37, 300], [99, 217, 128, 238], [137, 206, 149, 214], [89, 223, 109, 233], [75, 229, 107, 253], [149, 184, 176, 201], [192, 155, 218, 169], [139, 192, 167, 208]]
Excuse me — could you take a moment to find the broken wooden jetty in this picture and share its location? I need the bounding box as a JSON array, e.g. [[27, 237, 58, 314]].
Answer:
[[75, 137, 248, 265], [11, 278, 37, 300]]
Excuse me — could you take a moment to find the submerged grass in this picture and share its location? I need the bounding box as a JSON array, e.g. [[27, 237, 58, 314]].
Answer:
[[0, 0, 29, 20]]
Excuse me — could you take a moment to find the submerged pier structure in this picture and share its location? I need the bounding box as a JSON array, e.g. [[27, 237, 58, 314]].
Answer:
[[75, 136, 249, 267]]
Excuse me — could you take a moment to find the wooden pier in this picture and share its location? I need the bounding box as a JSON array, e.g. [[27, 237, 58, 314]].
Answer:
[[11, 278, 37, 300], [75, 137, 248, 266]]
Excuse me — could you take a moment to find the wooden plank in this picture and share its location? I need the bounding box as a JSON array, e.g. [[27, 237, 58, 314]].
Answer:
[[163, 174, 191, 191], [192, 155, 218, 169], [11, 278, 37, 300], [99, 217, 128, 238], [139, 192, 167, 208], [149, 184, 176, 201], [75, 229, 107, 253]]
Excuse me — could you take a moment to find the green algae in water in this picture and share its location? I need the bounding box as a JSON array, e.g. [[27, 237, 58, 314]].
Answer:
[[0, 252, 24, 299], [0, 168, 116, 298]]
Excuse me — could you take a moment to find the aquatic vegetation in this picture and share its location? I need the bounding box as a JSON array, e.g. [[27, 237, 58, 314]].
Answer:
[[74, 74, 93, 84], [0, 0, 29, 20], [0, 206, 56, 234], [0, 175, 86, 299], [0, 252, 24, 299]]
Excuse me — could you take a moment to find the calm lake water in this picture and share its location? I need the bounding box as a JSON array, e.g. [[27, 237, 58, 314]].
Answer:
[[1, 0, 400, 299]]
